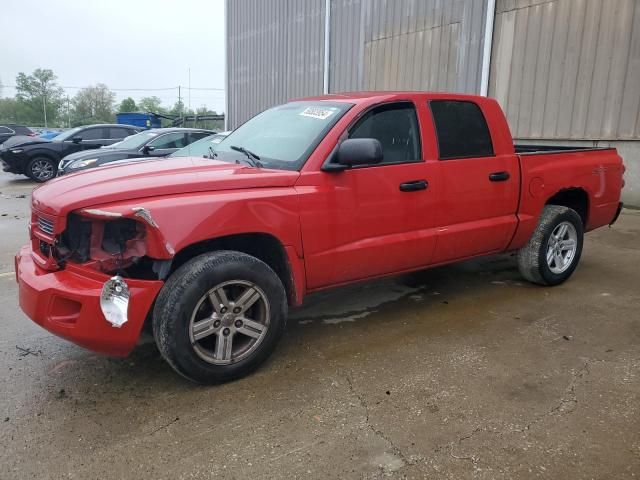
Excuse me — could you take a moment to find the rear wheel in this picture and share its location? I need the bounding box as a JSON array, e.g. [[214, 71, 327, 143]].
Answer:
[[153, 251, 287, 384], [26, 157, 56, 182], [517, 205, 584, 286]]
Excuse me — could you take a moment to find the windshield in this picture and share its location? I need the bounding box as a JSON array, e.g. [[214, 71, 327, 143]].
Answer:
[[113, 131, 161, 149], [217, 101, 352, 170], [51, 127, 82, 142], [170, 133, 229, 158]]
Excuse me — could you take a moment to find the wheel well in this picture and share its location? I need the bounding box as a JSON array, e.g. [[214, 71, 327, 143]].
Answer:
[[170, 233, 296, 305], [546, 188, 589, 226], [27, 153, 58, 170], [29, 152, 57, 161]]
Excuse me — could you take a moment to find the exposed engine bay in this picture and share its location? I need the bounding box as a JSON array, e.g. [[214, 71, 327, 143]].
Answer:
[[53, 213, 169, 280]]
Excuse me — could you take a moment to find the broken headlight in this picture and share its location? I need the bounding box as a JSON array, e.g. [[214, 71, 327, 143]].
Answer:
[[100, 276, 130, 327]]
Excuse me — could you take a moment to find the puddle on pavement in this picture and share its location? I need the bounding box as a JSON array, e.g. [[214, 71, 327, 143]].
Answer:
[[290, 255, 523, 329], [280, 255, 531, 364]]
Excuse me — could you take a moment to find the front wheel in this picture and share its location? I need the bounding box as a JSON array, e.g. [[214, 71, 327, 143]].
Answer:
[[517, 205, 584, 286], [153, 251, 287, 384], [26, 157, 57, 182]]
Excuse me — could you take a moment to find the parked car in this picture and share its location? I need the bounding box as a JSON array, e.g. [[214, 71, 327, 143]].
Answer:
[[0, 124, 35, 144], [38, 130, 63, 140], [167, 131, 231, 158], [15, 92, 624, 384], [0, 124, 140, 182], [58, 128, 215, 175]]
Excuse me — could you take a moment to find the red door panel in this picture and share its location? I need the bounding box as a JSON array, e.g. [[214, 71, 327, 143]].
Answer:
[[432, 153, 520, 262], [296, 162, 438, 289]]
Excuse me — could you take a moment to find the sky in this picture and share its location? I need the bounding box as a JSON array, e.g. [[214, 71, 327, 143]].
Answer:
[[0, 0, 226, 113]]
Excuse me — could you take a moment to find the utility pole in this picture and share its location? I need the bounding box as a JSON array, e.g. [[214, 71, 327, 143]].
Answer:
[[66, 97, 71, 128], [43, 94, 47, 128], [178, 85, 182, 120]]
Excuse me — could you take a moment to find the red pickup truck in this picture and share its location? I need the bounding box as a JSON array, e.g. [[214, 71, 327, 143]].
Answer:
[[16, 92, 624, 383]]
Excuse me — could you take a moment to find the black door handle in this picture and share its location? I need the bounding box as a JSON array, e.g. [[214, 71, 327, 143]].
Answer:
[[399, 180, 428, 192], [489, 171, 510, 182]]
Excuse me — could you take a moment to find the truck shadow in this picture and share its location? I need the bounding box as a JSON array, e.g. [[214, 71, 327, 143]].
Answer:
[[24, 253, 545, 443], [36, 254, 525, 396]]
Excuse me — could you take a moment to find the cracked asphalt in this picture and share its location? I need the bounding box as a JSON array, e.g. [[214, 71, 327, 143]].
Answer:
[[1, 170, 639, 479]]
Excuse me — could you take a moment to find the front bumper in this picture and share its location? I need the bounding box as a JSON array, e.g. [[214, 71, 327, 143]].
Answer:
[[0, 151, 26, 173], [16, 245, 163, 356]]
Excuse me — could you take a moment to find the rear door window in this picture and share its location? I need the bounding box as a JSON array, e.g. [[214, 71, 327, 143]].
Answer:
[[429, 100, 494, 159], [77, 128, 105, 140], [109, 128, 131, 139]]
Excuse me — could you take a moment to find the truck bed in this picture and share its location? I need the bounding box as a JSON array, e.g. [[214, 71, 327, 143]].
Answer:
[[514, 144, 614, 155]]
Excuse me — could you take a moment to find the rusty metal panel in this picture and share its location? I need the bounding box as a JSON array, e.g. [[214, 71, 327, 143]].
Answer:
[[491, 0, 640, 140], [226, 0, 326, 128]]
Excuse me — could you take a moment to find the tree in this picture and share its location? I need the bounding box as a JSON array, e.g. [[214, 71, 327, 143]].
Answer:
[[170, 99, 185, 117], [0, 98, 26, 124], [71, 84, 116, 125], [138, 96, 164, 113], [15, 68, 65, 127], [118, 97, 137, 113]]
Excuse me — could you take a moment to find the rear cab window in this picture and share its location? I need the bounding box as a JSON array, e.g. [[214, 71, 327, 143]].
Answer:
[[429, 100, 494, 160]]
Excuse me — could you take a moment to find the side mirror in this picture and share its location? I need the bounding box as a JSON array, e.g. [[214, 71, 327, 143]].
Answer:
[[142, 145, 155, 154], [323, 138, 383, 171], [71, 137, 82, 144]]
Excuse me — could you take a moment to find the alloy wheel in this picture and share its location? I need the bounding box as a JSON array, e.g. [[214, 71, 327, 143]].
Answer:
[[546, 221, 578, 274], [188, 280, 270, 365], [31, 160, 54, 181]]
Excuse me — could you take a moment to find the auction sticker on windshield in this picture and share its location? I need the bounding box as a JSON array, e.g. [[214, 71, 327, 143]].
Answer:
[[299, 106, 338, 120]]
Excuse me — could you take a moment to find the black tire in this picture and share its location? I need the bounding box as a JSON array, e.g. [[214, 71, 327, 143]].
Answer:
[[26, 157, 57, 182], [517, 205, 584, 286], [153, 251, 287, 384]]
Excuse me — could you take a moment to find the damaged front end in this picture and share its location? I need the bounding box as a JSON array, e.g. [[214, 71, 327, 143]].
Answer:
[[30, 206, 173, 328]]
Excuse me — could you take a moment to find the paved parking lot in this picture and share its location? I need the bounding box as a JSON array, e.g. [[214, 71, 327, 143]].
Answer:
[[1, 170, 639, 479]]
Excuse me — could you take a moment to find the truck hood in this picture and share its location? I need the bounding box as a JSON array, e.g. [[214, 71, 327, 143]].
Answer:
[[32, 156, 300, 216]]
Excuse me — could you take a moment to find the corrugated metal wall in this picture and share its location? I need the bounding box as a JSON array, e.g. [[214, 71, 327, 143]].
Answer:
[[227, 0, 487, 127], [490, 0, 640, 140], [361, 0, 487, 93], [321, 0, 490, 94], [228, 0, 640, 140], [329, 0, 365, 92], [227, 0, 326, 127]]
